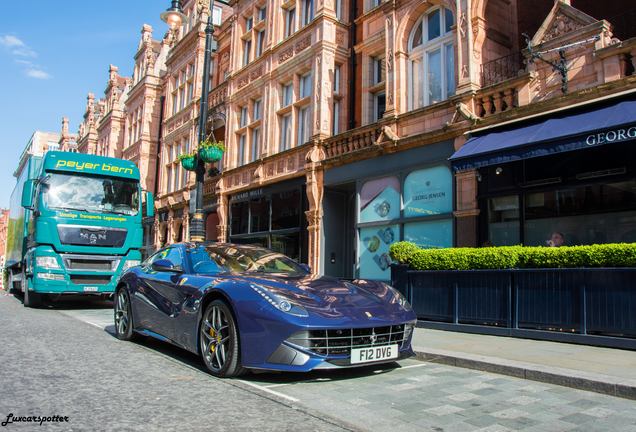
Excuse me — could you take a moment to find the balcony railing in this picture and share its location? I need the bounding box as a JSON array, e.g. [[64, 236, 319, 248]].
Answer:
[[323, 125, 382, 160], [480, 51, 524, 88]]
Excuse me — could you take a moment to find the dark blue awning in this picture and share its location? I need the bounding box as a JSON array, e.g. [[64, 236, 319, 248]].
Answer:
[[450, 99, 636, 171]]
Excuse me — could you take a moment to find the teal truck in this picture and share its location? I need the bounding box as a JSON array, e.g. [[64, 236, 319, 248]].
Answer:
[[5, 151, 154, 307]]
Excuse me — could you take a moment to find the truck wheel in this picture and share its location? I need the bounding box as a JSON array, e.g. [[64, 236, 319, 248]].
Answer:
[[22, 272, 42, 308], [5, 271, 15, 294]]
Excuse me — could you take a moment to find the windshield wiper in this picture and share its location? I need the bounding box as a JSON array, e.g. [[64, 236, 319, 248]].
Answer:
[[52, 206, 99, 214]]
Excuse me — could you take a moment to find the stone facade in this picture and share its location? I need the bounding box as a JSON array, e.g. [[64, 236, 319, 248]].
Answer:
[[65, 0, 636, 275]]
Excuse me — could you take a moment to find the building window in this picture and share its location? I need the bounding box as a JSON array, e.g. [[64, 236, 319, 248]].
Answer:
[[253, 99, 262, 120], [256, 30, 265, 57], [409, 7, 455, 109], [372, 56, 385, 85], [258, 6, 267, 21], [284, 7, 296, 38], [299, 73, 312, 99], [332, 100, 340, 135], [280, 114, 292, 151], [243, 39, 252, 67], [238, 134, 246, 166], [335, 0, 342, 20], [301, 0, 314, 26], [212, 6, 222, 25], [373, 91, 386, 121], [334, 65, 341, 94], [251, 127, 261, 162], [239, 106, 248, 128], [298, 106, 311, 145], [246, 16, 254, 31], [282, 82, 293, 107]]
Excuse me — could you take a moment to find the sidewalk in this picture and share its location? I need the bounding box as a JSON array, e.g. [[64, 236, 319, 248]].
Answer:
[[411, 327, 636, 400]]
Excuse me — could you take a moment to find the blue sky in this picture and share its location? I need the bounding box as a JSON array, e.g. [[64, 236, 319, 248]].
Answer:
[[0, 1, 169, 208]]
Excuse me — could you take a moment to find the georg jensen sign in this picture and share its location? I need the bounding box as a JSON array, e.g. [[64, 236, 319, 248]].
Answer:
[[586, 125, 636, 146]]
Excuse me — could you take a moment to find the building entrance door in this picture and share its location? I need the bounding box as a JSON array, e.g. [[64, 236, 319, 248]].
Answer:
[[323, 184, 355, 279]]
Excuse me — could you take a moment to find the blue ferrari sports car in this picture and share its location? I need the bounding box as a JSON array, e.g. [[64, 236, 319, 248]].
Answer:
[[114, 243, 417, 377]]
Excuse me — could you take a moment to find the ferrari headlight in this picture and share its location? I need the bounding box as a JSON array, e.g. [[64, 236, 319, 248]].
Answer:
[[386, 284, 412, 311], [122, 260, 141, 272], [36, 256, 61, 270], [250, 284, 308, 317]]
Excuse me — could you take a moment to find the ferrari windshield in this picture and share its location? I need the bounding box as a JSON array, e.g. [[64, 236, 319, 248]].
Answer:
[[189, 245, 308, 275], [42, 173, 139, 215]]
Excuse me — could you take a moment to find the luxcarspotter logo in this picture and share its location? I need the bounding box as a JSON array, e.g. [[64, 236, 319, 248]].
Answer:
[[2, 413, 69, 427]]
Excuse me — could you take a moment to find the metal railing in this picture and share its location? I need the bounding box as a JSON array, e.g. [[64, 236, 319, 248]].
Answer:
[[480, 51, 524, 88]]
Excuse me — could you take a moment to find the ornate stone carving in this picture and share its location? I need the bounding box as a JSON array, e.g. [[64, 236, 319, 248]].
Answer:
[[248, 66, 263, 81], [336, 30, 346, 46], [386, 49, 393, 71], [278, 46, 294, 63], [294, 35, 312, 53], [542, 13, 584, 43], [237, 75, 249, 88]]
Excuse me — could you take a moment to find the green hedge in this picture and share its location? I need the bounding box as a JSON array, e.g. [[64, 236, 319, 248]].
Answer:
[[389, 242, 636, 271]]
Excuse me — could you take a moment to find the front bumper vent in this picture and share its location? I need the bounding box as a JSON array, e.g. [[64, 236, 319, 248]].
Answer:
[[287, 324, 411, 357], [69, 275, 112, 285]]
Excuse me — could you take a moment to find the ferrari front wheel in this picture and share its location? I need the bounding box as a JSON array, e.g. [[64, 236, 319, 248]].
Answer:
[[200, 300, 245, 377]]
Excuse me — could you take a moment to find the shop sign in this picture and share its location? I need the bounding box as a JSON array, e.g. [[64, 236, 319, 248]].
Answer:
[[586, 125, 636, 146], [403, 166, 453, 217], [230, 188, 263, 202]]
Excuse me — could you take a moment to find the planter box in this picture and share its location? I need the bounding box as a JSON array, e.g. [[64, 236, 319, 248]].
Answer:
[[391, 265, 636, 347]]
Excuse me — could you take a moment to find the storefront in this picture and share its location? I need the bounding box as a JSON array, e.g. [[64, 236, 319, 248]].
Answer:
[[228, 178, 308, 262], [323, 140, 455, 280], [451, 97, 636, 247]]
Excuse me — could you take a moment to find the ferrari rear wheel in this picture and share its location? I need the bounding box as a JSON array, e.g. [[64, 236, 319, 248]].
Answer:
[[200, 300, 245, 378], [114, 288, 136, 341]]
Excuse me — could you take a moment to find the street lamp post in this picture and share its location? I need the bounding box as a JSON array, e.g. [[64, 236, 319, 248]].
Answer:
[[162, 0, 217, 243]]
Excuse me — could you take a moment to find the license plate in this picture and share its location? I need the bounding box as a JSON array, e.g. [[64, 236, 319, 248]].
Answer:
[[83, 286, 99, 292], [350, 344, 399, 364]]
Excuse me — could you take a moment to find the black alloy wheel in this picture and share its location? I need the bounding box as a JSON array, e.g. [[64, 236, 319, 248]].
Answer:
[[114, 288, 136, 341], [200, 300, 245, 378]]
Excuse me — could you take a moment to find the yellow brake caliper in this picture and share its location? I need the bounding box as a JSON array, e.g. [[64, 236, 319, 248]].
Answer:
[[209, 328, 216, 353]]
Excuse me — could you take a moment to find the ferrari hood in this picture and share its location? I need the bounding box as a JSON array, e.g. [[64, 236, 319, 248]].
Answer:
[[231, 274, 397, 311]]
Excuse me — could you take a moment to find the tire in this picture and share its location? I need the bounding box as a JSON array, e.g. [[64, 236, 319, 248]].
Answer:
[[23, 272, 43, 308], [114, 287, 137, 341], [200, 300, 246, 378], [5, 271, 15, 294]]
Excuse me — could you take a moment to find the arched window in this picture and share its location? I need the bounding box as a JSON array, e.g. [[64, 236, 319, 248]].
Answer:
[[408, 7, 455, 109]]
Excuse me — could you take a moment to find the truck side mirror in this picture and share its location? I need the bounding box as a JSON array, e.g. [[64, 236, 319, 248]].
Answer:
[[21, 179, 35, 209], [145, 191, 155, 218]]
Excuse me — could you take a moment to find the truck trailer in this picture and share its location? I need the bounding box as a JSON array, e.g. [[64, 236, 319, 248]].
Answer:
[[5, 151, 153, 307]]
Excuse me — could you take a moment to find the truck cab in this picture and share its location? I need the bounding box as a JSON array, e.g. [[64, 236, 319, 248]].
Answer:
[[6, 151, 153, 307]]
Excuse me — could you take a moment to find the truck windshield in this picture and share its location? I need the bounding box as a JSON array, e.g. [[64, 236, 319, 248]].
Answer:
[[42, 173, 139, 215]]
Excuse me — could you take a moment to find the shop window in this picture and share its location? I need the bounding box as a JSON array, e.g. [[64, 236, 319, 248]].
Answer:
[[487, 195, 520, 246], [524, 180, 636, 246], [230, 201, 249, 234], [250, 197, 270, 232], [358, 225, 398, 280], [404, 219, 452, 249], [408, 7, 455, 110], [271, 233, 301, 261], [359, 176, 401, 223], [272, 190, 301, 229], [357, 166, 454, 279], [403, 165, 453, 217]]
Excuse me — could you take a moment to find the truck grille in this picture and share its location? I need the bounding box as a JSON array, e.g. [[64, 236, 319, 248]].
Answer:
[[63, 256, 119, 271], [286, 324, 412, 356], [69, 275, 112, 285]]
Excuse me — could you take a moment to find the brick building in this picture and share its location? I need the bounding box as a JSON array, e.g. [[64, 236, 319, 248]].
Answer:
[[0, 208, 10, 277], [68, 0, 636, 278]]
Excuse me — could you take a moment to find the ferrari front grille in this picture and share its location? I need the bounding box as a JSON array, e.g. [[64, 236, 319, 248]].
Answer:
[[286, 324, 411, 356]]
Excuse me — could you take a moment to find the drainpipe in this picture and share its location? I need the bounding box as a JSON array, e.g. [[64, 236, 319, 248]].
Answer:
[[348, 0, 357, 130], [154, 95, 166, 198]]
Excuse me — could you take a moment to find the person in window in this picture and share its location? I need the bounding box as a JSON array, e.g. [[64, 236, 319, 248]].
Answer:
[[547, 232, 565, 247]]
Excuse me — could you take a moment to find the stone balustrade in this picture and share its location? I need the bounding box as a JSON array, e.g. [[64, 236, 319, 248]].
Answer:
[[322, 125, 382, 160]]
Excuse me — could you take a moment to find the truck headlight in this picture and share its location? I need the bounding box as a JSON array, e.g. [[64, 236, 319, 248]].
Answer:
[[122, 260, 141, 272], [36, 256, 61, 270]]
